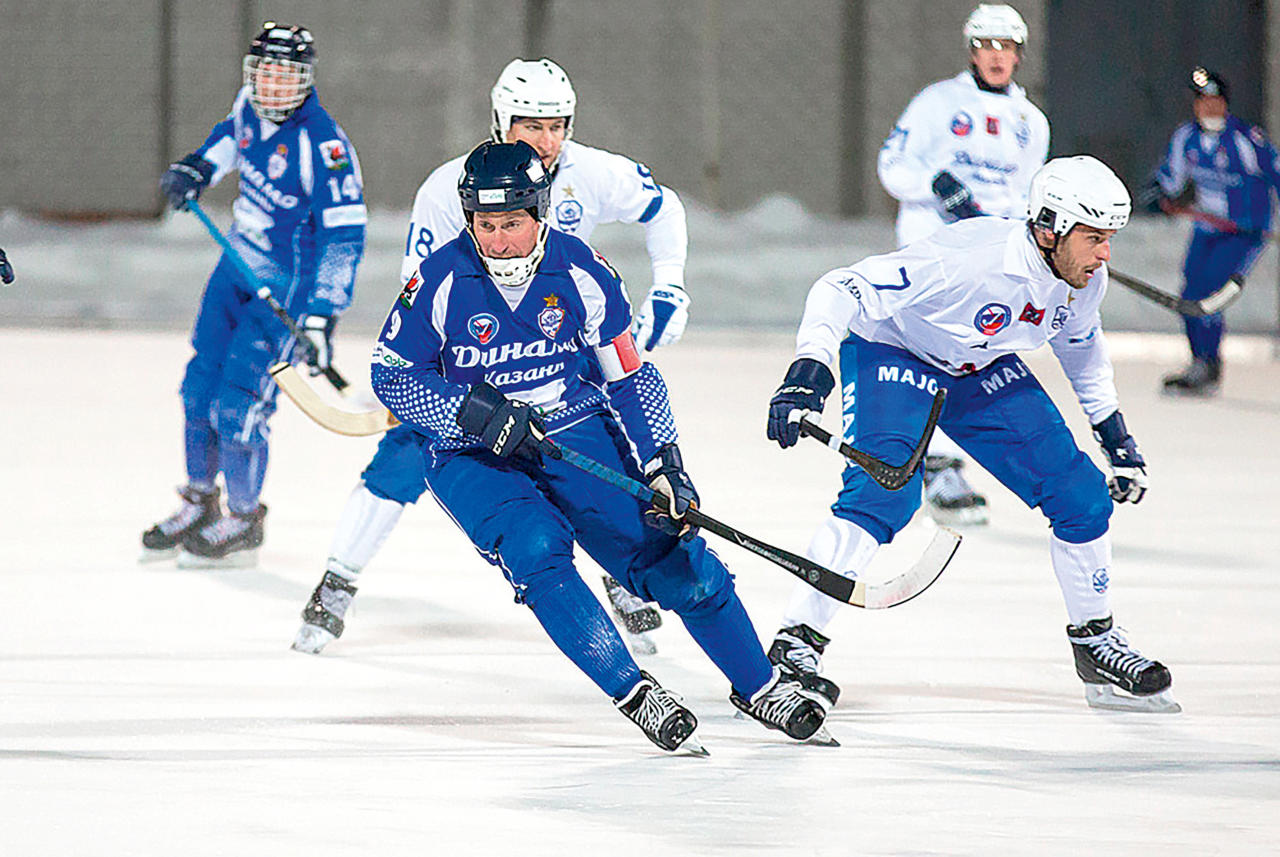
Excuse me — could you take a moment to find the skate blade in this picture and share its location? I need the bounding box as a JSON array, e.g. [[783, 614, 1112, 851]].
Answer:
[[1084, 684, 1182, 713], [674, 734, 711, 757], [803, 725, 841, 747], [626, 631, 658, 657], [176, 549, 259, 570], [138, 547, 179, 564], [291, 624, 336, 655]]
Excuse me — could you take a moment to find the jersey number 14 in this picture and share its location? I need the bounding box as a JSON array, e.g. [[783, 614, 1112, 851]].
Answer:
[[327, 174, 360, 203]]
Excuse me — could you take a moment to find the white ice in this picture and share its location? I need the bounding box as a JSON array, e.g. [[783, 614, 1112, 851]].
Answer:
[[2, 327, 1279, 856]]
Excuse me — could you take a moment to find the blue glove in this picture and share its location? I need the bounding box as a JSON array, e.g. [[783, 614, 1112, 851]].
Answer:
[[767, 358, 835, 448], [456, 381, 546, 462], [643, 443, 699, 540], [632, 284, 691, 351], [1092, 410, 1148, 503], [299, 314, 336, 376], [0, 248, 12, 286], [160, 153, 214, 211], [931, 171, 983, 221]]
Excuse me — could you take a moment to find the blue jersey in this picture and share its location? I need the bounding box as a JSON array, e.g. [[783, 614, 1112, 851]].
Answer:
[[195, 86, 367, 316], [1154, 115, 1280, 235], [371, 228, 679, 465]]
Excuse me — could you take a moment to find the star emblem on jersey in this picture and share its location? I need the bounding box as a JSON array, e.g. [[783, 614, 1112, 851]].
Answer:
[[468, 313, 499, 345], [267, 144, 288, 180], [538, 294, 565, 340], [974, 302, 1012, 336], [950, 111, 973, 137]]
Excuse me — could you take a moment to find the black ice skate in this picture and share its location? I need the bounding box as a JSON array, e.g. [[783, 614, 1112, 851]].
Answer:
[[1161, 358, 1220, 397], [603, 574, 662, 656], [177, 504, 267, 569], [292, 569, 359, 654], [614, 671, 707, 755], [730, 667, 837, 745], [923, 455, 989, 526], [1068, 616, 1181, 713], [140, 485, 221, 562], [768, 624, 841, 708]]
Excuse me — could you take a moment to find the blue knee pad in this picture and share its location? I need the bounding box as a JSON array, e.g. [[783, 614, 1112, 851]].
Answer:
[[1039, 455, 1112, 543], [492, 516, 578, 607], [635, 536, 733, 616], [362, 425, 430, 504]]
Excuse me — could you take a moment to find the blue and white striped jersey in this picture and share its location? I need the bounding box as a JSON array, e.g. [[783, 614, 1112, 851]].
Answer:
[[1154, 116, 1280, 235]]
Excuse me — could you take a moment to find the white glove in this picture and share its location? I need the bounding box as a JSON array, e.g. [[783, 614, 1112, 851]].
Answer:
[[632, 284, 691, 352], [300, 314, 335, 375]]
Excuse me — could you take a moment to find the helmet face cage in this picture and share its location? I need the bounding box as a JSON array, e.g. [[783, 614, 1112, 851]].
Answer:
[[245, 23, 315, 122], [489, 59, 576, 143]]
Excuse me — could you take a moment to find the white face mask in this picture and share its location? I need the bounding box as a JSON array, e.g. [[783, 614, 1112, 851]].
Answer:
[[1198, 115, 1226, 133], [477, 222, 549, 287]]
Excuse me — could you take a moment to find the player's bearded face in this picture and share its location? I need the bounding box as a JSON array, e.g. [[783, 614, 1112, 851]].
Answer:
[[507, 117, 568, 169], [472, 210, 541, 259], [1051, 226, 1115, 288], [970, 40, 1020, 88]]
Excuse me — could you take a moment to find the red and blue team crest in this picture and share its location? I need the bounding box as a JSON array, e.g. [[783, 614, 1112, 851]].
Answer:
[[974, 302, 1012, 335], [950, 111, 973, 137], [267, 143, 289, 180], [468, 313, 499, 345], [239, 126, 254, 149], [538, 294, 565, 339]]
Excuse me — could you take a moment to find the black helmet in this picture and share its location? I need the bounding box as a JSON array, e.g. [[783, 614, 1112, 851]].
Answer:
[[244, 23, 316, 122], [248, 22, 316, 63], [458, 141, 551, 220], [1189, 66, 1229, 102]]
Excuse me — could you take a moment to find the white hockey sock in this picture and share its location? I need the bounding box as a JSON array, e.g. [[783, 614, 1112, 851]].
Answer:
[[1050, 532, 1113, 626], [780, 516, 880, 634], [325, 482, 406, 580]]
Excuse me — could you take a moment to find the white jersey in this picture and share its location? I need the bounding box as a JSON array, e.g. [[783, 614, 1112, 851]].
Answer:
[[400, 139, 687, 287], [878, 72, 1050, 246], [795, 218, 1118, 423]]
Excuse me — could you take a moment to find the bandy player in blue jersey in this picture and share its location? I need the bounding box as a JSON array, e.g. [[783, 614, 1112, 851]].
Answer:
[[140, 23, 366, 567], [766, 156, 1179, 714], [293, 59, 685, 655], [365, 141, 831, 752]]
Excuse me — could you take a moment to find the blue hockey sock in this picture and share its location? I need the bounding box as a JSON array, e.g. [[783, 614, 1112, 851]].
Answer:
[[528, 575, 642, 699], [678, 592, 774, 699]]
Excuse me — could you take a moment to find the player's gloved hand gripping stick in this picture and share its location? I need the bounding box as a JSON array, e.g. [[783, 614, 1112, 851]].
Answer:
[[187, 199, 349, 392]]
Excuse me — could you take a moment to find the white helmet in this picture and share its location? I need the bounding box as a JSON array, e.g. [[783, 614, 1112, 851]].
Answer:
[[490, 58, 576, 142], [963, 4, 1028, 47], [1027, 156, 1131, 235]]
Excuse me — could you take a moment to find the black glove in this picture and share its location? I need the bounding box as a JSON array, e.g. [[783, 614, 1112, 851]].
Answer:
[[299, 314, 336, 375], [767, 358, 835, 448], [0, 248, 12, 286], [931, 170, 983, 221], [159, 153, 214, 211], [1136, 174, 1170, 215], [643, 443, 699, 540], [456, 381, 546, 461], [1092, 410, 1148, 503]]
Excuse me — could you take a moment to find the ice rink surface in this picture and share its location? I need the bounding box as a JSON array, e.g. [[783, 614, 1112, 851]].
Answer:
[[3, 327, 1279, 856]]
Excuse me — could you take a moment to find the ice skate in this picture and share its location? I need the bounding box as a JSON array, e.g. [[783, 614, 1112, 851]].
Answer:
[[615, 671, 707, 755], [140, 485, 221, 562], [923, 455, 989, 526], [1161, 359, 1220, 397], [177, 504, 267, 569], [767, 624, 841, 708], [1068, 616, 1181, 713], [603, 574, 662, 656], [731, 667, 837, 746], [292, 570, 359, 654]]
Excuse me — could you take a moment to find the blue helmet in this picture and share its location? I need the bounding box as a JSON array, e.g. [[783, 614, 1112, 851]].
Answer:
[[458, 141, 551, 220]]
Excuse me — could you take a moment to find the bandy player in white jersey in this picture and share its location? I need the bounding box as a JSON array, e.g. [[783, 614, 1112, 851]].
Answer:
[[877, 4, 1050, 527], [764, 156, 1178, 714], [291, 59, 689, 656]]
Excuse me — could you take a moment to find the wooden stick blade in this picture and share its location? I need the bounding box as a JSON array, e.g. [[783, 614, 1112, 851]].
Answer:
[[269, 362, 399, 437]]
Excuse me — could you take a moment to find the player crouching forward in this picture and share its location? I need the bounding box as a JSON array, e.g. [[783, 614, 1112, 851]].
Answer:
[[765, 156, 1179, 713], [370, 140, 832, 751]]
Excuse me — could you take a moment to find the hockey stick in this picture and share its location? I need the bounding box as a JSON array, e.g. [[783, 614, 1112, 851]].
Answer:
[[1167, 206, 1280, 247], [269, 362, 399, 436], [1109, 268, 1242, 318], [797, 388, 946, 491], [187, 200, 350, 391], [533, 429, 956, 607]]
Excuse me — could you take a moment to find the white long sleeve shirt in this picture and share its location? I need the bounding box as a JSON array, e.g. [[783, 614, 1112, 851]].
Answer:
[[795, 218, 1119, 424], [878, 72, 1050, 247], [399, 139, 687, 288]]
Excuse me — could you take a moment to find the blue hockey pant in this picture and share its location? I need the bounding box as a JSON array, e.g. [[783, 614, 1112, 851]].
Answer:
[[423, 412, 774, 700], [1181, 230, 1266, 361], [362, 424, 430, 504], [832, 336, 1112, 546], [180, 253, 302, 515]]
